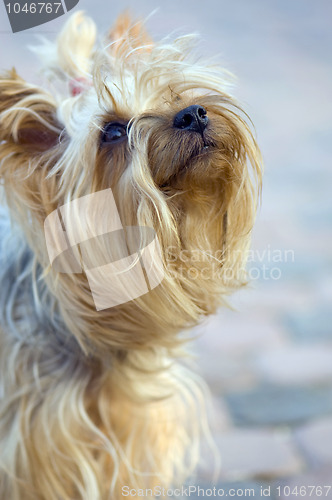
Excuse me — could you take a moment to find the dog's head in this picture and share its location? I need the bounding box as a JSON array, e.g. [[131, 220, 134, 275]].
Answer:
[[0, 12, 262, 355]]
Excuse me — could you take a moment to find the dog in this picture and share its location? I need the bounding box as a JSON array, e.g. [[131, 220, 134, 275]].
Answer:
[[0, 11, 262, 500]]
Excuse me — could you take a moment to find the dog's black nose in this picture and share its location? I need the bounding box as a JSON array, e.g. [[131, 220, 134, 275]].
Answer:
[[173, 105, 208, 133]]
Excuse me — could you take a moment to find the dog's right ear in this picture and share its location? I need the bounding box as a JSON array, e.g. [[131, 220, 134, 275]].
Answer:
[[0, 69, 62, 153], [0, 70, 64, 230]]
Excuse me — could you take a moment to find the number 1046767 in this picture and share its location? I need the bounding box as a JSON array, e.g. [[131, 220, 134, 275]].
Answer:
[[276, 485, 332, 497], [6, 3, 62, 14]]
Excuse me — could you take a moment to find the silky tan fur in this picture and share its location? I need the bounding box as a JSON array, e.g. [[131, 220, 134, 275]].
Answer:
[[0, 11, 262, 500]]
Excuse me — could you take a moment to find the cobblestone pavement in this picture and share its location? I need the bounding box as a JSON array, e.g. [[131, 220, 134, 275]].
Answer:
[[1, 0, 331, 498]]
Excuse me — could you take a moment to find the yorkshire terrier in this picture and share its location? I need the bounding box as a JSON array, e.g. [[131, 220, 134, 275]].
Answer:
[[0, 11, 262, 500]]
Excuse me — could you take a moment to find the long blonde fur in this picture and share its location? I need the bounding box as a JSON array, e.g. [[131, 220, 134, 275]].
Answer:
[[0, 12, 262, 500]]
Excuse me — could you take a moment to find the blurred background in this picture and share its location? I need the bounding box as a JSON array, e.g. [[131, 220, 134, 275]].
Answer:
[[1, 0, 331, 497]]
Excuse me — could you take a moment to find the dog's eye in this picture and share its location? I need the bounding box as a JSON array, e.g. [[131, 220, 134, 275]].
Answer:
[[102, 123, 127, 144]]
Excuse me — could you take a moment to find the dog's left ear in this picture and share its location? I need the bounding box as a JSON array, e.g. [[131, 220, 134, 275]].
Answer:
[[0, 69, 62, 154], [108, 12, 153, 57]]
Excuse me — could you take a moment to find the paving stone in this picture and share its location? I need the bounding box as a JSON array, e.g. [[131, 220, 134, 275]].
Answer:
[[274, 466, 332, 499], [283, 306, 332, 343], [255, 346, 332, 385], [271, 256, 331, 284], [295, 417, 332, 467], [319, 278, 332, 305], [195, 310, 285, 354], [214, 428, 303, 480], [224, 385, 332, 427], [209, 397, 233, 432], [198, 353, 258, 393], [222, 284, 325, 335]]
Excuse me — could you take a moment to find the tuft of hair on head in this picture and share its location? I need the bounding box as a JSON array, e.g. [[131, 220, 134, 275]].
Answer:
[[107, 11, 154, 58], [31, 11, 97, 86]]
